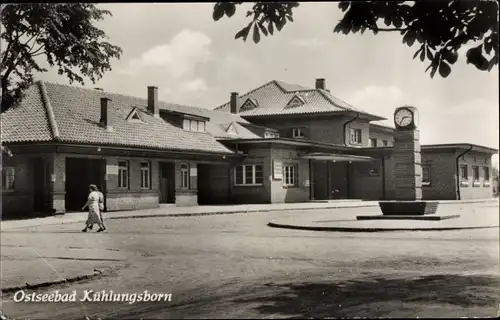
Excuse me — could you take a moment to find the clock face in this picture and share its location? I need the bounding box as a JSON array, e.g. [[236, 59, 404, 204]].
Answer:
[[394, 108, 413, 127]]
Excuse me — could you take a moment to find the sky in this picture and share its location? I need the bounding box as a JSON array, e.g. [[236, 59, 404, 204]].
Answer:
[[33, 3, 499, 166]]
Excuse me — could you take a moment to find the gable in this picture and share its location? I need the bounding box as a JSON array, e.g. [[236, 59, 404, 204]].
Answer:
[[240, 98, 258, 111], [226, 122, 238, 135], [285, 94, 305, 108], [126, 107, 143, 122]]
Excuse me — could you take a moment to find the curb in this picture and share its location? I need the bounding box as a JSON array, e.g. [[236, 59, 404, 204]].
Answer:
[[107, 199, 497, 220], [1, 268, 110, 295], [267, 222, 500, 233]]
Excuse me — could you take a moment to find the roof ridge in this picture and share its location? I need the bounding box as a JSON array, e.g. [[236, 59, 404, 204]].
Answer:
[[37, 81, 60, 141], [316, 89, 354, 112], [274, 80, 312, 92], [213, 80, 276, 111], [40, 80, 218, 114]]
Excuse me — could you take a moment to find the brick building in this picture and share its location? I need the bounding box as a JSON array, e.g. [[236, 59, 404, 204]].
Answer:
[[1, 79, 497, 217]]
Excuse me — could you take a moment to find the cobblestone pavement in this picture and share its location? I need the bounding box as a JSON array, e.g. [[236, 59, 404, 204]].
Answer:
[[1, 203, 499, 319]]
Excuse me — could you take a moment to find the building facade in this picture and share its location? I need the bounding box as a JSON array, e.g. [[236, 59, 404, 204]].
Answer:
[[1, 79, 497, 218]]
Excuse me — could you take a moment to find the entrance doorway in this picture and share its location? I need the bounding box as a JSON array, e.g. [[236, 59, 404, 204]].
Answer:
[[311, 160, 349, 200], [65, 158, 105, 212], [159, 162, 175, 203], [197, 164, 230, 205]]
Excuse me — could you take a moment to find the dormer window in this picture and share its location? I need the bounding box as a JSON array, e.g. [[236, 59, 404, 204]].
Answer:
[[264, 131, 279, 138], [292, 128, 305, 138], [227, 123, 238, 135], [286, 94, 305, 108], [240, 98, 258, 111], [183, 119, 206, 132], [126, 108, 144, 122]]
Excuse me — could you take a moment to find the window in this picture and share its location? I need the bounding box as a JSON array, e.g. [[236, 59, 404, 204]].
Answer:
[[264, 131, 279, 138], [460, 165, 468, 180], [283, 164, 297, 187], [190, 120, 197, 131], [180, 163, 189, 189], [484, 167, 490, 181], [199, 121, 206, 132], [460, 164, 468, 187], [2, 167, 15, 191], [422, 165, 431, 186], [292, 128, 305, 138], [472, 166, 480, 180], [484, 167, 491, 187], [382, 140, 388, 146], [234, 164, 263, 186], [183, 119, 206, 132], [118, 161, 129, 188], [140, 161, 151, 189], [369, 138, 377, 147], [472, 166, 480, 187], [350, 128, 362, 144]]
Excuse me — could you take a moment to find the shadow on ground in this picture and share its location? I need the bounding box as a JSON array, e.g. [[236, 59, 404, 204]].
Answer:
[[232, 274, 500, 318]]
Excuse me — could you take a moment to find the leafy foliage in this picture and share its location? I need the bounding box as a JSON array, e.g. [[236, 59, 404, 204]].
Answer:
[[1, 3, 122, 112], [213, 2, 300, 43], [212, 1, 498, 78]]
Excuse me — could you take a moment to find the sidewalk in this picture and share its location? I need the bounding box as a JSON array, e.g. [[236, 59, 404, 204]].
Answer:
[[1, 198, 498, 231]]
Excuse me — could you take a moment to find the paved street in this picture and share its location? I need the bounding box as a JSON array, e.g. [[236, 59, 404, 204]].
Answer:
[[1, 203, 499, 319]]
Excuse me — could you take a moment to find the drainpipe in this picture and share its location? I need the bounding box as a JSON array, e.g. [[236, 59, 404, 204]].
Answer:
[[381, 155, 386, 200], [455, 144, 473, 200], [309, 158, 313, 200], [343, 112, 360, 146]]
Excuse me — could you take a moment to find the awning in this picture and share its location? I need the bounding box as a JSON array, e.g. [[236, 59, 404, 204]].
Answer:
[[300, 152, 374, 162]]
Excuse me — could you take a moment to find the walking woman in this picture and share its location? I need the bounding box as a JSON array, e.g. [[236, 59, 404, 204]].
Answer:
[[81, 184, 105, 232], [97, 185, 106, 231]]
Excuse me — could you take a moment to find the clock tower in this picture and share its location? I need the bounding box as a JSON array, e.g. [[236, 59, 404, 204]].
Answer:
[[358, 105, 442, 219], [392, 106, 422, 200]]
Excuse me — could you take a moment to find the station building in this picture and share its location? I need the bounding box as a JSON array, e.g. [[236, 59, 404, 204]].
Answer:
[[1, 79, 497, 217]]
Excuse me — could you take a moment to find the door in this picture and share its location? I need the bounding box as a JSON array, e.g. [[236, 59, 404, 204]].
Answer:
[[312, 160, 329, 200], [329, 162, 348, 199]]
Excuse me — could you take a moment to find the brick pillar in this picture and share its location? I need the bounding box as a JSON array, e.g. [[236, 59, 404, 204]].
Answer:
[[49, 154, 66, 214], [392, 130, 422, 200]]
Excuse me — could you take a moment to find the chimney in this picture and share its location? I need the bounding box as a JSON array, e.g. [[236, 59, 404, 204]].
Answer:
[[100, 97, 113, 132], [315, 78, 326, 90], [230, 92, 240, 114], [147, 86, 159, 117]]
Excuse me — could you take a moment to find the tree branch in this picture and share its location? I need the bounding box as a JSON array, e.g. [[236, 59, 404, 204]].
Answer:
[[370, 26, 409, 32], [32, 50, 46, 57], [29, 44, 44, 56]]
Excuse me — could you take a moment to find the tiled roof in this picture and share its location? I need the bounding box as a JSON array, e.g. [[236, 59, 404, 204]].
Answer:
[[0, 84, 54, 143], [214, 121, 279, 140], [1, 81, 250, 154], [214, 80, 386, 120], [370, 122, 396, 131]]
